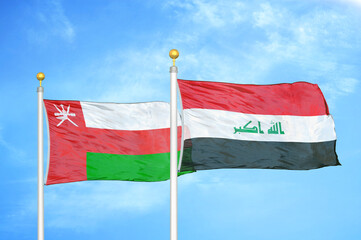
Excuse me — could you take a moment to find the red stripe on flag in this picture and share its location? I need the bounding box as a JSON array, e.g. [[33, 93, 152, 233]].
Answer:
[[44, 100, 181, 185], [178, 79, 329, 116]]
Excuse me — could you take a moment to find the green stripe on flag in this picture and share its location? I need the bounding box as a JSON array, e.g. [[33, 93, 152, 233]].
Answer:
[[86, 152, 192, 182]]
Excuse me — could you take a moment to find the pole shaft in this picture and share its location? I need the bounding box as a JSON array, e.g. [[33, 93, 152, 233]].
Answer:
[[37, 86, 44, 240], [170, 66, 178, 240]]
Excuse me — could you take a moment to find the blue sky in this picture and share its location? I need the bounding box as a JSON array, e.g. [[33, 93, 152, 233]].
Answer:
[[1, 0, 361, 239]]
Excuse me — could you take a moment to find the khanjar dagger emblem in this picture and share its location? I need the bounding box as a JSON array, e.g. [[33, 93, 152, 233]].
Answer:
[[53, 104, 78, 127]]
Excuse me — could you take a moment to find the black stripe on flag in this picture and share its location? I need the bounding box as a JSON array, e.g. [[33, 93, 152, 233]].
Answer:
[[180, 138, 340, 172]]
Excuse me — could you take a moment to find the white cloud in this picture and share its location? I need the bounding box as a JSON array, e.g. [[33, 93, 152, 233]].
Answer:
[[81, 47, 172, 103], [333, 0, 361, 7], [338, 78, 358, 93], [6, 172, 277, 231], [253, 2, 284, 28], [320, 77, 359, 107], [44, 181, 169, 229], [87, 1, 360, 108], [0, 126, 26, 161], [248, 3, 361, 107], [41, 0, 360, 116], [4, 174, 199, 231], [165, 0, 246, 28], [29, 0, 75, 43], [178, 170, 295, 224], [43, 174, 210, 229]]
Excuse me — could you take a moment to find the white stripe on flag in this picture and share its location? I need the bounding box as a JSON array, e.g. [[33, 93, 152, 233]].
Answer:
[[184, 109, 336, 143], [81, 101, 181, 130]]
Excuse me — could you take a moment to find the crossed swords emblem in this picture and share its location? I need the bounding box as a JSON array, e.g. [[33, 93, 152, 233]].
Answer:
[[53, 104, 78, 127]]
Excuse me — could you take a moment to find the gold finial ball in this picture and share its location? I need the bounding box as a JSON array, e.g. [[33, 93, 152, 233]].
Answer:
[[169, 49, 179, 60], [36, 72, 45, 81]]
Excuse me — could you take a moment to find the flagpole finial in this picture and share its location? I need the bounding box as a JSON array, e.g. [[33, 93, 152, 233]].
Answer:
[[36, 72, 45, 87], [169, 49, 179, 66]]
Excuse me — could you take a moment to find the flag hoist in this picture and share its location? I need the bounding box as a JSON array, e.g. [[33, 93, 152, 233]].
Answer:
[[37, 72, 45, 240], [169, 49, 179, 240]]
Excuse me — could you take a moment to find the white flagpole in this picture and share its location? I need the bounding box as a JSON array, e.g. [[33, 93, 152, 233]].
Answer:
[[169, 49, 179, 240], [37, 72, 45, 240]]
